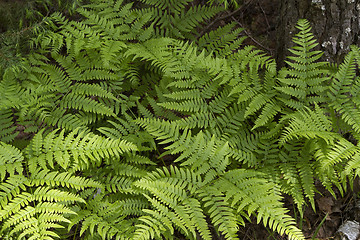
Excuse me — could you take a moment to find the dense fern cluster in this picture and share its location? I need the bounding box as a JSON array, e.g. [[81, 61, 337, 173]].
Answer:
[[1, 0, 360, 239]]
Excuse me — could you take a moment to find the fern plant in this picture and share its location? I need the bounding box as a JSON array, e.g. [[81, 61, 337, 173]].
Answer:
[[0, 128, 137, 239], [2, 0, 360, 238], [128, 18, 360, 239], [134, 0, 223, 39]]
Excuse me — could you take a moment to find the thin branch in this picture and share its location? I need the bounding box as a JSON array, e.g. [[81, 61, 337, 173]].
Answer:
[[257, 0, 271, 30], [197, 0, 254, 38], [230, 15, 274, 55]]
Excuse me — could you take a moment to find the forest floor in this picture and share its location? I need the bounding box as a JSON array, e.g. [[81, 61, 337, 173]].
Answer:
[[223, 0, 360, 239]]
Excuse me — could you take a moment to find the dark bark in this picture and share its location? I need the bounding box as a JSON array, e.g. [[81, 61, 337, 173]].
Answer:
[[276, 0, 360, 66]]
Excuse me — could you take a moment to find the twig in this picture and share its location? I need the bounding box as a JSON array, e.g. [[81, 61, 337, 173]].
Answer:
[[196, 0, 274, 56], [230, 15, 273, 54], [197, 0, 254, 38], [257, 0, 271, 30]]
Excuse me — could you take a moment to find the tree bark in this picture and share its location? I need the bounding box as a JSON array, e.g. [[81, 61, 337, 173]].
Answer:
[[276, 0, 360, 66]]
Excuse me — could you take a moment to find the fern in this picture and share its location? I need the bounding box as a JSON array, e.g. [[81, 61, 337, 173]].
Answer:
[[0, 127, 137, 239], [136, 0, 223, 39], [276, 19, 329, 110], [280, 105, 337, 145], [328, 49, 360, 133], [0, 109, 18, 143], [197, 22, 246, 57], [0, 142, 23, 181], [136, 118, 304, 239], [26, 128, 137, 172], [2, 0, 360, 238]]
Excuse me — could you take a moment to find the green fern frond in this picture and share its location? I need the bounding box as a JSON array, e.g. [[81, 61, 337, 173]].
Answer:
[[30, 169, 103, 190], [70, 83, 118, 100], [61, 93, 115, 117], [0, 175, 28, 208], [73, 197, 135, 239], [25, 129, 138, 172], [321, 138, 358, 171], [327, 51, 360, 133], [174, 112, 215, 129], [137, 0, 222, 39], [134, 166, 211, 240], [138, 0, 192, 13], [276, 19, 329, 110], [215, 104, 244, 134], [172, 5, 222, 35], [296, 158, 316, 210], [136, 118, 183, 144], [223, 129, 260, 167], [280, 105, 336, 145], [6, 212, 70, 240], [2, 0, 358, 238], [197, 22, 246, 57], [264, 157, 307, 215], [0, 110, 17, 143], [147, 95, 179, 120], [0, 67, 28, 110], [133, 214, 166, 240], [45, 109, 88, 132], [252, 101, 281, 129], [215, 169, 304, 240], [125, 38, 174, 72], [164, 89, 202, 100], [343, 151, 360, 177], [200, 189, 239, 239], [159, 99, 208, 113], [0, 186, 84, 239], [208, 88, 235, 114], [244, 93, 271, 118], [0, 142, 24, 181]]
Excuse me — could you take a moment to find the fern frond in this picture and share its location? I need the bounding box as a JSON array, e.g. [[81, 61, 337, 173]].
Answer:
[[328, 51, 360, 133], [197, 22, 246, 57], [215, 169, 304, 240], [172, 5, 222, 34], [0, 142, 24, 181], [137, 0, 222, 39], [215, 104, 244, 134], [321, 138, 358, 171], [174, 112, 215, 129], [30, 169, 103, 190], [252, 101, 281, 129], [0, 67, 27, 110], [25, 129, 138, 172], [276, 19, 329, 110], [61, 93, 115, 117], [296, 158, 316, 210], [74, 197, 134, 239], [136, 118, 183, 144], [134, 166, 211, 240], [0, 109, 17, 143], [159, 99, 208, 113], [0, 186, 84, 223], [125, 38, 174, 73], [280, 105, 336, 145], [198, 186, 239, 239], [0, 175, 28, 209]]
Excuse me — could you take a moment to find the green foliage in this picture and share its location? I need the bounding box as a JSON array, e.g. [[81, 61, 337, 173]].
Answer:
[[207, 0, 242, 9], [0, 0, 85, 75], [1, 0, 360, 239], [276, 19, 328, 110], [135, 0, 223, 39]]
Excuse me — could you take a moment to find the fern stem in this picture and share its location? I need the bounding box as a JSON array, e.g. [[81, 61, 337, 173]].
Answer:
[[73, 223, 79, 240]]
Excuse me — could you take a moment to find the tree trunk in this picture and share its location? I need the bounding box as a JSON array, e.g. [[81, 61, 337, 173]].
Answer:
[[276, 0, 360, 66]]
